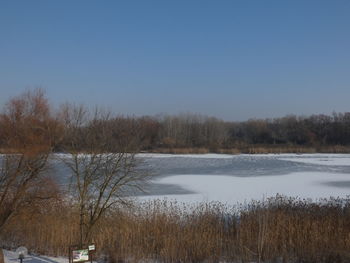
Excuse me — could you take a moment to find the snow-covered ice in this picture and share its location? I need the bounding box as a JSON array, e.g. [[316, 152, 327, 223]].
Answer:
[[140, 172, 350, 205], [279, 156, 350, 166], [137, 154, 350, 205], [48, 153, 350, 204]]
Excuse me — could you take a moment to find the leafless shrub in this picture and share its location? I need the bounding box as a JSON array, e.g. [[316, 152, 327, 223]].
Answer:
[[59, 104, 150, 246]]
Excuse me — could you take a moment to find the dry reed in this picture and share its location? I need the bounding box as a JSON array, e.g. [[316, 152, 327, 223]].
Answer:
[[1, 196, 350, 262]]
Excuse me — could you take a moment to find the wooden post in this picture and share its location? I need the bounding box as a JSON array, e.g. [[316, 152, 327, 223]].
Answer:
[[0, 248, 4, 263]]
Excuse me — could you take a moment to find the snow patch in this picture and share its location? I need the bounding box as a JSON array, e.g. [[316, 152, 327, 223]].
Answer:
[[3, 250, 68, 263], [140, 172, 350, 205]]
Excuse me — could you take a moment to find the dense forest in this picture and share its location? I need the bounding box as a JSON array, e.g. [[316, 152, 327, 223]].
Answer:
[[1, 90, 350, 154], [54, 112, 350, 153], [95, 112, 350, 152]]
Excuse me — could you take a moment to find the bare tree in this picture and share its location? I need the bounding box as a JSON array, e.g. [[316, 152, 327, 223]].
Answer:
[[0, 89, 61, 234], [60, 105, 149, 246]]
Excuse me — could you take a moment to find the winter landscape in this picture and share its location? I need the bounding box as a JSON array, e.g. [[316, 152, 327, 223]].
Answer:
[[2, 1, 350, 262]]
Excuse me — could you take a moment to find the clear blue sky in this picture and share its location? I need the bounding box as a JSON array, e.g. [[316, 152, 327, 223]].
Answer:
[[0, 0, 349, 120]]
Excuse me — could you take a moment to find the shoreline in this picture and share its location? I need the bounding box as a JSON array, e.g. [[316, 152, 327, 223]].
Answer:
[[146, 146, 350, 154]]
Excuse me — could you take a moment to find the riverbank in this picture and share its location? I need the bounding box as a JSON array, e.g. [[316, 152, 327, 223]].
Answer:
[[149, 145, 350, 154]]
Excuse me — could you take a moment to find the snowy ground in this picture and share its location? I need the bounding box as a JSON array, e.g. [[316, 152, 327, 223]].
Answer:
[[3, 250, 68, 263]]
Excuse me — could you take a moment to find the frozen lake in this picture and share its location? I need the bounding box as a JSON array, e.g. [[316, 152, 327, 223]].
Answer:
[[137, 154, 350, 205], [47, 153, 350, 205]]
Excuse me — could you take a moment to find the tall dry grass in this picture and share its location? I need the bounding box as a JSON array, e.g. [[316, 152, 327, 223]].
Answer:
[[1, 196, 350, 262]]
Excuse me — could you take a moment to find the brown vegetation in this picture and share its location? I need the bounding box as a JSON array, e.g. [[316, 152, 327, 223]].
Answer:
[[2, 91, 350, 154], [150, 145, 350, 154], [1, 196, 350, 263], [151, 147, 210, 154], [0, 91, 149, 248], [1, 90, 350, 262], [60, 104, 149, 246], [0, 89, 61, 234], [54, 112, 350, 154]]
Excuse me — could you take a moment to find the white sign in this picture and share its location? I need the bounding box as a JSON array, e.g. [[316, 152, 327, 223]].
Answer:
[[88, 245, 95, 251], [72, 249, 89, 262]]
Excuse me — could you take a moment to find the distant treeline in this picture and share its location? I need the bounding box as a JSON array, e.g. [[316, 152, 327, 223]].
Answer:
[[1, 90, 350, 153], [54, 112, 350, 153]]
